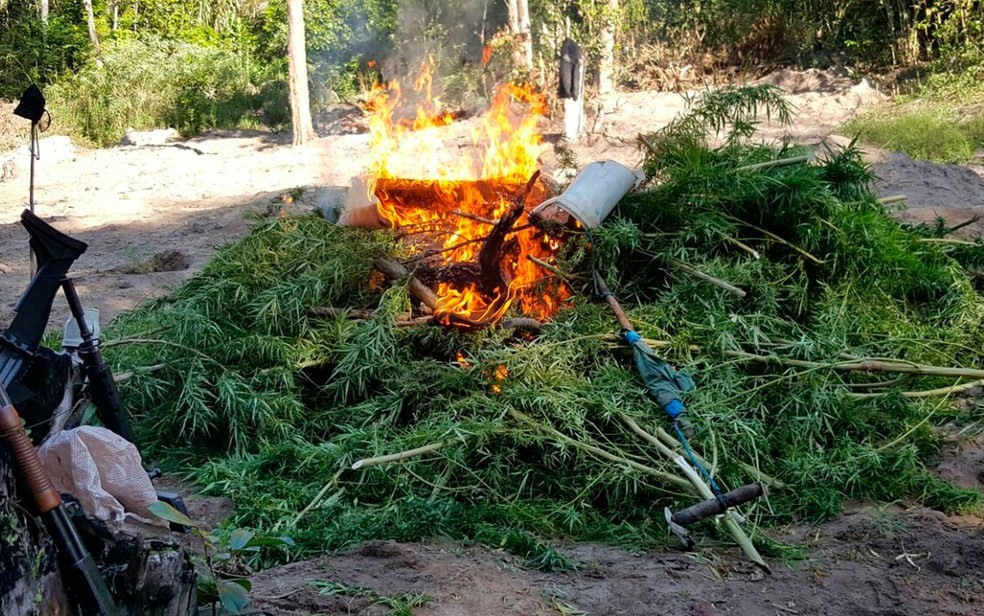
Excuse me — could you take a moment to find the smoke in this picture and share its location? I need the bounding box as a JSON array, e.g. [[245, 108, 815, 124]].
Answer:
[[381, 0, 499, 81], [305, 0, 508, 105]]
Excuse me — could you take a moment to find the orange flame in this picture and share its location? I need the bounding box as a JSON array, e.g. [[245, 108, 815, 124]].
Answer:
[[365, 60, 569, 327], [490, 364, 509, 394]]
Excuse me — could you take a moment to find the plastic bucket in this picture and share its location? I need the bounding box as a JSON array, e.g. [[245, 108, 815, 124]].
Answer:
[[533, 160, 642, 229], [338, 175, 385, 227]]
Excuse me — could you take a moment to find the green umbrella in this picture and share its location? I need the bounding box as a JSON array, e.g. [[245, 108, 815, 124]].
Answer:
[[593, 272, 696, 437]]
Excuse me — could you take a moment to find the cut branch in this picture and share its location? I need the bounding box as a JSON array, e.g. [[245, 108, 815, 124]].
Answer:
[[668, 259, 746, 297], [351, 441, 448, 470], [374, 258, 438, 310], [727, 350, 984, 380]]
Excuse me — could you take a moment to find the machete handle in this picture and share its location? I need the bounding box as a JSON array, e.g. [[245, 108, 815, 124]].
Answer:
[[670, 482, 764, 528], [0, 402, 62, 513]]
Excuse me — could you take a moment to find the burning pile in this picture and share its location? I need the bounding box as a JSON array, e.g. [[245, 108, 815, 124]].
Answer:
[[108, 85, 984, 571], [354, 62, 569, 328]]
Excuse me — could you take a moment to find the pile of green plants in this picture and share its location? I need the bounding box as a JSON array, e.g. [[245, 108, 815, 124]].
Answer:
[[106, 86, 984, 568]]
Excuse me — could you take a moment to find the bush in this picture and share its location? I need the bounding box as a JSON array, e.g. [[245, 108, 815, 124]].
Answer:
[[47, 37, 288, 147], [0, 6, 90, 99]]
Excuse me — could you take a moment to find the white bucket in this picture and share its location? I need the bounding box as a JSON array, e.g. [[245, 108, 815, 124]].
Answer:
[[338, 175, 386, 228], [533, 160, 643, 228]]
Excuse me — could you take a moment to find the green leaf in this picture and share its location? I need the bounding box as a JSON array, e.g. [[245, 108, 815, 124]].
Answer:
[[148, 501, 199, 529], [196, 575, 219, 604], [231, 578, 252, 592], [228, 528, 254, 551], [217, 579, 250, 615]]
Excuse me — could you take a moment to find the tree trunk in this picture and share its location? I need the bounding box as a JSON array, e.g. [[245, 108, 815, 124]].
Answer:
[[112, 0, 119, 30], [287, 0, 314, 146], [82, 0, 100, 54], [504, 0, 533, 70], [40, 0, 48, 24], [1, 449, 196, 615], [598, 0, 618, 94]]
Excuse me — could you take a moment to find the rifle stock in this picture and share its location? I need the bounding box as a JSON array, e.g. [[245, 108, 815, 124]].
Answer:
[[1, 209, 88, 388]]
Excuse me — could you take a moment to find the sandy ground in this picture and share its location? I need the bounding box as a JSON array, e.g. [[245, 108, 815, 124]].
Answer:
[[2, 69, 984, 615]]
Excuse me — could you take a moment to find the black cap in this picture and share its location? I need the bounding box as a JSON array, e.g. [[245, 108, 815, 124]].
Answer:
[[13, 84, 46, 124]]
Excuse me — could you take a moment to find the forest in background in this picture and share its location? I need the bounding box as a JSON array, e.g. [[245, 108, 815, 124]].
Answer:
[[5, 1, 984, 146]]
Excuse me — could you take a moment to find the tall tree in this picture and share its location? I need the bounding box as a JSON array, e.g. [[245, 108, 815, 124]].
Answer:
[[287, 0, 314, 145], [82, 0, 100, 53], [40, 0, 48, 24], [505, 0, 533, 69], [597, 0, 618, 94]]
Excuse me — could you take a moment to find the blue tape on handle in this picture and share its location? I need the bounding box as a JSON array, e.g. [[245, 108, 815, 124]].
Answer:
[[624, 330, 641, 343], [664, 399, 685, 418]]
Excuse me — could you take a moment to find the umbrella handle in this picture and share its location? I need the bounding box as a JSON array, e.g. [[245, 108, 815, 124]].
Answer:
[[673, 413, 696, 440], [670, 482, 765, 527], [593, 271, 634, 331]]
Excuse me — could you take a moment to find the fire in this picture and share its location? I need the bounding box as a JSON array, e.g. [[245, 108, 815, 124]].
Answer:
[[490, 364, 509, 394], [364, 60, 570, 328]]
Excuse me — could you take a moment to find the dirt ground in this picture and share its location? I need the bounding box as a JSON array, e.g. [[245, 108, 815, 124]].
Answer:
[[2, 69, 984, 615]]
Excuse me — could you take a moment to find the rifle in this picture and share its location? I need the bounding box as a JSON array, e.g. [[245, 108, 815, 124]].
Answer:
[[0, 209, 136, 444], [0, 209, 87, 390], [0, 380, 120, 615], [1, 209, 189, 530]]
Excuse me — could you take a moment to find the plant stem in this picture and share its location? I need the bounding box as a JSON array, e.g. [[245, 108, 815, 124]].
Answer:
[[945, 215, 980, 235], [508, 410, 694, 491], [917, 237, 978, 246], [727, 350, 984, 380], [618, 414, 769, 571], [292, 467, 345, 527], [719, 233, 761, 259], [351, 441, 447, 470], [847, 378, 984, 399], [113, 363, 166, 383], [736, 154, 811, 172], [526, 255, 570, 279], [726, 216, 826, 264], [651, 425, 784, 489], [877, 195, 907, 205], [668, 259, 746, 297]]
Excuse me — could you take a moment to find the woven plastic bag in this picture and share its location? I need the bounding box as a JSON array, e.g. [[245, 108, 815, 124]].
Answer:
[[37, 426, 162, 529]]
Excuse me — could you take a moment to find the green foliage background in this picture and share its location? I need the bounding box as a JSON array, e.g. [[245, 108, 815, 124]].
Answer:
[[7, 1, 984, 146]]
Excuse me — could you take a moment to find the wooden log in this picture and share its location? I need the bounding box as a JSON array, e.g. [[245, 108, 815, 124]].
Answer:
[[373, 259, 438, 310], [373, 177, 523, 216]]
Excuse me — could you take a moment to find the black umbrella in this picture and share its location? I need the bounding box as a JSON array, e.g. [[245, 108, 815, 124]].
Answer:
[[13, 84, 50, 275]]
